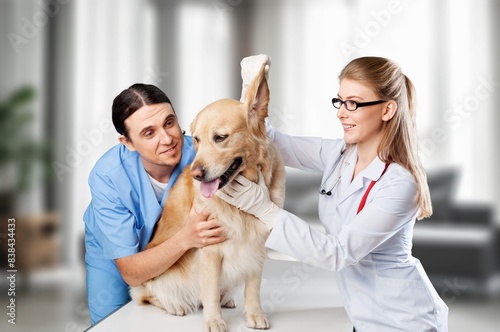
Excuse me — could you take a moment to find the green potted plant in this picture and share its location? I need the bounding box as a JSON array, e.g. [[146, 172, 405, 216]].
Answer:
[[0, 86, 52, 214]]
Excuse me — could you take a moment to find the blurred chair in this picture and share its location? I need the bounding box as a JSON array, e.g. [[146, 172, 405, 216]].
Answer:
[[412, 168, 499, 298], [0, 213, 61, 273]]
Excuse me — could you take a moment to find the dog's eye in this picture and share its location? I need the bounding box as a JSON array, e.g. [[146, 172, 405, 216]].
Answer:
[[194, 136, 200, 143], [214, 135, 227, 143]]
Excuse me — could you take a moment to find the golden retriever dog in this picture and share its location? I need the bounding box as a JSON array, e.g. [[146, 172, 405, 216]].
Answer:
[[130, 65, 285, 332]]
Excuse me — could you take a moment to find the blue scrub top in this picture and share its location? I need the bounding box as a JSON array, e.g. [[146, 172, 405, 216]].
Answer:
[[83, 135, 195, 324]]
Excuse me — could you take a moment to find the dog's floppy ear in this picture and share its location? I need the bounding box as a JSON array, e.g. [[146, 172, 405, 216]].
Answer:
[[243, 64, 269, 135], [189, 116, 197, 137], [189, 117, 198, 151]]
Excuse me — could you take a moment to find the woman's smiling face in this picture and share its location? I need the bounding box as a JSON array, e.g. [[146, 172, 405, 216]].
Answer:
[[336, 78, 391, 146]]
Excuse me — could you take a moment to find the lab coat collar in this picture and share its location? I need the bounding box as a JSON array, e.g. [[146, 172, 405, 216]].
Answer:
[[362, 155, 388, 182], [338, 146, 388, 206]]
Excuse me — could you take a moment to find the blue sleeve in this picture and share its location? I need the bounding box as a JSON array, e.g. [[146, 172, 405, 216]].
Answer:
[[88, 170, 140, 260]]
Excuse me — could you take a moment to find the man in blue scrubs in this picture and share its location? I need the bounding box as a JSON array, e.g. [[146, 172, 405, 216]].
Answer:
[[83, 83, 227, 324]]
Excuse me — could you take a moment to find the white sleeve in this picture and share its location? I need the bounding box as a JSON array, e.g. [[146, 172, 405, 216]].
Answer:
[[265, 119, 344, 172], [265, 175, 419, 271]]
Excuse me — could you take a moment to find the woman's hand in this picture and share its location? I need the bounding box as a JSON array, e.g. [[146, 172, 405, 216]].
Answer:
[[240, 54, 271, 102], [216, 171, 280, 229]]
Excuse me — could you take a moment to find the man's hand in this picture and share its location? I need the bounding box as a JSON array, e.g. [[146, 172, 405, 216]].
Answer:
[[116, 208, 226, 287], [178, 207, 227, 250]]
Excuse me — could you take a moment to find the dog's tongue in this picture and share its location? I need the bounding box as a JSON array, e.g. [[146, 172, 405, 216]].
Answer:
[[200, 178, 221, 198]]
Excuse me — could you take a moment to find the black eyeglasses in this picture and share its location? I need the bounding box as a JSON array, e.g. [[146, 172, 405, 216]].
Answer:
[[332, 98, 386, 111]]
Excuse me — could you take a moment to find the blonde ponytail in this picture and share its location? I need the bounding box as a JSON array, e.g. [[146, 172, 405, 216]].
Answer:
[[339, 57, 432, 219]]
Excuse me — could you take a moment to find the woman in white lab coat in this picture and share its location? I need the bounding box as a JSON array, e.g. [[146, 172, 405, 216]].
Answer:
[[217, 56, 449, 331]]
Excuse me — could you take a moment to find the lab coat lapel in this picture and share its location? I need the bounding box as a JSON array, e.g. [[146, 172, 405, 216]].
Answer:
[[337, 149, 387, 207], [337, 148, 358, 205]]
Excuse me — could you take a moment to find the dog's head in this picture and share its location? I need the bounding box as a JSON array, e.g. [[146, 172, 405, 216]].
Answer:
[[190, 64, 270, 198]]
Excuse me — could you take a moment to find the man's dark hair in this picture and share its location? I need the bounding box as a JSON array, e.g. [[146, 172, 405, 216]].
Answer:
[[112, 83, 173, 138]]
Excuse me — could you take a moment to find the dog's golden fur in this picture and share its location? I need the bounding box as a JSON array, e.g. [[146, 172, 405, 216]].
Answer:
[[130, 65, 285, 331]]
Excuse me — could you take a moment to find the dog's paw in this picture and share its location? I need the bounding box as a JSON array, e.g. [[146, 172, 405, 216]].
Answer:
[[246, 311, 269, 330], [204, 317, 227, 332], [166, 306, 189, 316], [221, 298, 236, 309]]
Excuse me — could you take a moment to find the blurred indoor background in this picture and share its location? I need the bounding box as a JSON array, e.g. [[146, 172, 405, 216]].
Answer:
[[0, 0, 499, 331]]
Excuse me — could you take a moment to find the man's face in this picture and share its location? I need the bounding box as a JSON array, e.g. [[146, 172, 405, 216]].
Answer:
[[119, 103, 184, 173]]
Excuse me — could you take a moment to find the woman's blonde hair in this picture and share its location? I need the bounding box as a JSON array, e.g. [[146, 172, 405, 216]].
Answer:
[[339, 57, 432, 219]]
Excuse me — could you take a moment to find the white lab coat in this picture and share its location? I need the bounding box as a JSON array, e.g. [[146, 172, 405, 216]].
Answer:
[[265, 127, 449, 331]]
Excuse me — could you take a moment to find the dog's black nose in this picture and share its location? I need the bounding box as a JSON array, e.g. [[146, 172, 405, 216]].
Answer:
[[191, 166, 205, 181]]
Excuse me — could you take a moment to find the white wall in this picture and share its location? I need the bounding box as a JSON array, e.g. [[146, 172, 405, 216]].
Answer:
[[250, 0, 495, 208]]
